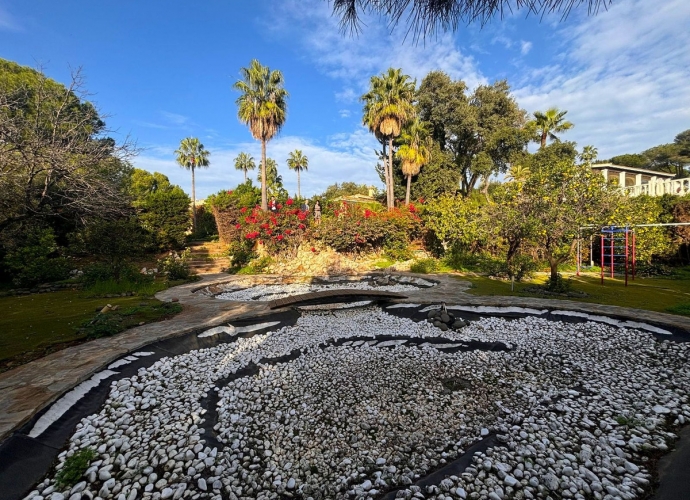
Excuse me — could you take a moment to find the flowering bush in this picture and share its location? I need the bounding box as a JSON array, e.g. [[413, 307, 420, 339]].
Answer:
[[314, 203, 421, 254], [227, 205, 311, 255]]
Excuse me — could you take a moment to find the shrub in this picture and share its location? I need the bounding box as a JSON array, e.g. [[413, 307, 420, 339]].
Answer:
[[410, 258, 440, 274], [226, 240, 256, 270], [384, 240, 414, 261], [3, 228, 70, 287], [543, 273, 572, 293], [137, 187, 191, 250], [55, 448, 97, 490], [158, 249, 193, 280]]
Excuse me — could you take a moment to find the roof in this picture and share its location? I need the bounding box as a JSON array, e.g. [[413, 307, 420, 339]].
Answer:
[[332, 194, 379, 203], [590, 163, 675, 178]]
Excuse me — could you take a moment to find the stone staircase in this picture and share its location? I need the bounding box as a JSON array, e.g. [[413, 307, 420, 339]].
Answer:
[[186, 241, 230, 274]]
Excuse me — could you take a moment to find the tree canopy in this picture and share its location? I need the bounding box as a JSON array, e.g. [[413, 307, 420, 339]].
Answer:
[[0, 59, 135, 237]]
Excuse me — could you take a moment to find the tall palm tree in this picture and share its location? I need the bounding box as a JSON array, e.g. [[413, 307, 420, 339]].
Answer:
[[234, 152, 256, 183], [531, 107, 574, 148], [286, 150, 309, 199], [175, 137, 210, 231], [234, 59, 288, 211], [396, 119, 431, 205], [362, 68, 416, 210], [258, 158, 284, 198], [579, 145, 598, 166]]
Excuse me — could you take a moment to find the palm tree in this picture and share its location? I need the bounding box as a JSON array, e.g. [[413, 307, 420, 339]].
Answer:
[[396, 119, 431, 205], [506, 164, 531, 182], [362, 68, 416, 210], [579, 145, 598, 166], [530, 107, 574, 148], [286, 150, 309, 199], [234, 59, 288, 211], [175, 137, 210, 231], [258, 158, 285, 198], [234, 152, 256, 183]]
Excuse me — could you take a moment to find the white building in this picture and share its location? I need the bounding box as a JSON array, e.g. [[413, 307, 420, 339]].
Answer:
[[591, 163, 689, 197]]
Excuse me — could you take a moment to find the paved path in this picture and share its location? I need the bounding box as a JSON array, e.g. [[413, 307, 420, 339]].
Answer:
[[2, 272, 690, 443], [267, 289, 407, 309]]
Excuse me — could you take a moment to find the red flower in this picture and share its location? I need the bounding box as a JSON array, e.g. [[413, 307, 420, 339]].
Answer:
[[285, 229, 292, 235], [299, 224, 306, 230], [261, 223, 270, 230], [311, 247, 316, 252], [245, 231, 259, 239], [286, 198, 294, 206], [270, 217, 277, 226], [227, 190, 233, 195], [240, 207, 248, 213], [418, 198, 425, 204], [266, 229, 272, 235], [364, 209, 373, 218], [297, 212, 307, 221], [235, 224, 241, 229], [277, 203, 283, 210], [277, 234, 284, 241]]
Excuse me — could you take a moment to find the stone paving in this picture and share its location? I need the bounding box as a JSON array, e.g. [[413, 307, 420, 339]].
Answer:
[[1, 271, 690, 444]]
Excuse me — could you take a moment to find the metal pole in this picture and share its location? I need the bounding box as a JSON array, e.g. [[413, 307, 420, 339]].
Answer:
[[577, 232, 582, 276], [632, 231, 636, 281], [625, 228, 629, 287], [610, 230, 614, 279], [599, 230, 604, 285], [590, 235, 594, 267]]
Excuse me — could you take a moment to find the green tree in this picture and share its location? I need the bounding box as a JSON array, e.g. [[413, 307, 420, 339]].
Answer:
[[234, 152, 256, 183], [175, 137, 210, 231], [319, 182, 376, 202], [396, 119, 432, 205], [494, 143, 618, 281], [416, 73, 528, 197], [579, 145, 598, 166], [529, 107, 574, 149], [234, 59, 289, 211], [0, 59, 133, 236], [287, 150, 309, 199], [362, 68, 416, 209], [609, 153, 648, 169], [127, 169, 191, 250], [642, 143, 689, 178]]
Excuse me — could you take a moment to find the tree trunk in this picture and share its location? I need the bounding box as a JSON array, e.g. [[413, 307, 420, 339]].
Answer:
[[540, 132, 547, 149], [549, 256, 559, 282], [405, 174, 411, 206], [191, 165, 196, 232], [388, 137, 394, 210], [297, 169, 301, 199], [261, 139, 267, 211], [381, 141, 390, 208], [244, 169, 247, 183]]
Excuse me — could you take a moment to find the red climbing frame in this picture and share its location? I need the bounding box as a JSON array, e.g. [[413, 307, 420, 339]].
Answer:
[[600, 226, 636, 286]]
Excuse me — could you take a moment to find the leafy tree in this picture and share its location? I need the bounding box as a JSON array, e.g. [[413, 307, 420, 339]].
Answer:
[[642, 143, 689, 178], [529, 107, 574, 148], [0, 59, 134, 236], [319, 182, 375, 202], [422, 195, 491, 252], [3, 227, 70, 286], [175, 137, 210, 231], [286, 149, 309, 199], [493, 143, 618, 281], [407, 142, 460, 200], [127, 170, 191, 250], [505, 164, 530, 182], [396, 118, 432, 205], [579, 145, 598, 166], [362, 68, 416, 209], [608, 153, 648, 169], [234, 59, 288, 211], [234, 152, 256, 183], [416, 73, 528, 196]]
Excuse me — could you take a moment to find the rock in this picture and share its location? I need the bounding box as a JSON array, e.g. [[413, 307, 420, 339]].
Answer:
[[197, 478, 207, 491], [161, 488, 173, 499], [653, 405, 671, 414], [287, 478, 296, 489]]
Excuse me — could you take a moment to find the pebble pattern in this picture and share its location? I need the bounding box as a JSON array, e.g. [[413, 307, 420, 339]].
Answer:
[[25, 306, 690, 500], [215, 277, 436, 302]]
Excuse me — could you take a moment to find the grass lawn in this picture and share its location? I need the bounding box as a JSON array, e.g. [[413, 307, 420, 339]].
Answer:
[[0, 289, 182, 373], [460, 272, 690, 315]]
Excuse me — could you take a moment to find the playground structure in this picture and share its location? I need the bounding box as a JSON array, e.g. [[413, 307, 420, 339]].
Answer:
[[577, 222, 690, 285], [599, 226, 636, 286]]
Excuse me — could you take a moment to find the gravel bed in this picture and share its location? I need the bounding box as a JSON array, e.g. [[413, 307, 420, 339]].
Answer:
[[214, 277, 435, 301], [26, 307, 690, 500]]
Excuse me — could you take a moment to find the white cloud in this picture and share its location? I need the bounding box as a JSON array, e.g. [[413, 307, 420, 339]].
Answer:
[[520, 40, 532, 56], [269, 0, 487, 91], [338, 109, 351, 118], [134, 129, 382, 200], [0, 6, 21, 32], [514, 0, 690, 158]]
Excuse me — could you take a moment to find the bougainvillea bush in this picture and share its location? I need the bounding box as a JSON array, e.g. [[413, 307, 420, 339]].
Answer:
[[313, 202, 422, 254]]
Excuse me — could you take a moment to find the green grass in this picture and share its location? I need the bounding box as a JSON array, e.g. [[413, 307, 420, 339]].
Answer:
[[82, 278, 169, 297], [0, 289, 183, 372], [460, 272, 690, 315], [55, 448, 97, 490]]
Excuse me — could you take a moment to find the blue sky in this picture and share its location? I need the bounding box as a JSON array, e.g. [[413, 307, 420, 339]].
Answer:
[[1, 0, 689, 199]]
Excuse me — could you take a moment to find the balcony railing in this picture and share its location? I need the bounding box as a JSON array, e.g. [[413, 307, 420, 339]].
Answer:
[[622, 178, 690, 197]]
